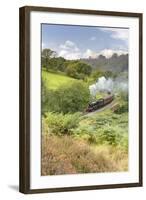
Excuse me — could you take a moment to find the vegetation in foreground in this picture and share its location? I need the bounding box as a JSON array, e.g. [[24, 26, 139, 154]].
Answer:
[[42, 105, 128, 175], [42, 135, 128, 175]]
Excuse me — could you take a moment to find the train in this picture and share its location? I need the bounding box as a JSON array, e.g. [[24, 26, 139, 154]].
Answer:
[[86, 94, 114, 112]]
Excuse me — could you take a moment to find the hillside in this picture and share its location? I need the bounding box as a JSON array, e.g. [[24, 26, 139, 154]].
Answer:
[[42, 70, 79, 90], [80, 54, 128, 72]]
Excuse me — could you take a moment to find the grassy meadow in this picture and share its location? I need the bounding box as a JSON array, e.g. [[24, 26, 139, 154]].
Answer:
[[42, 70, 79, 90]]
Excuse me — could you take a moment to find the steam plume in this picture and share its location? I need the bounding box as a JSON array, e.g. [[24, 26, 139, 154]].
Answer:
[[89, 76, 128, 97]]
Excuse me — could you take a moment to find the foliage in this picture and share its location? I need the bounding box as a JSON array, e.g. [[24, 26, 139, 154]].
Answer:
[[58, 82, 90, 113], [41, 48, 57, 70], [45, 57, 66, 72], [81, 53, 128, 72], [41, 79, 49, 114], [41, 49, 92, 79], [43, 112, 81, 135], [96, 126, 122, 146], [41, 48, 129, 175], [91, 70, 105, 80], [91, 70, 117, 80], [118, 91, 128, 101], [65, 61, 92, 79], [42, 77, 90, 114], [41, 83, 60, 114], [114, 91, 128, 114], [42, 135, 128, 175], [113, 102, 128, 114], [73, 110, 128, 152]]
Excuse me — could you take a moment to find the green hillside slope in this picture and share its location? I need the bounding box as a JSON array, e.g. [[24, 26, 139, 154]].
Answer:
[[42, 70, 79, 90]]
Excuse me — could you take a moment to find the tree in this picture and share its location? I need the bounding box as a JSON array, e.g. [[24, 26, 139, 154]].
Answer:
[[66, 63, 77, 78], [91, 70, 117, 80], [91, 70, 105, 80], [55, 57, 66, 71], [66, 61, 92, 79], [58, 82, 90, 113], [41, 81, 90, 114], [50, 57, 66, 72], [41, 48, 57, 70]]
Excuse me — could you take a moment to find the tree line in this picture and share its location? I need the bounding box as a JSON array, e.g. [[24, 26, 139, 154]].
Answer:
[[41, 48, 92, 80]]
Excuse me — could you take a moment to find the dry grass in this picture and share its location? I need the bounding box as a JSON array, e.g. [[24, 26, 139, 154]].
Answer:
[[41, 135, 128, 175]]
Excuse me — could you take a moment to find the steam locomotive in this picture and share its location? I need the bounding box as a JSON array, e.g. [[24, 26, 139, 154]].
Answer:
[[86, 94, 114, 112]]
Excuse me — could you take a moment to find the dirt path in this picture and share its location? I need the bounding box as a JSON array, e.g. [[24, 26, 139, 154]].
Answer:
[[84, 100, 116, 117]]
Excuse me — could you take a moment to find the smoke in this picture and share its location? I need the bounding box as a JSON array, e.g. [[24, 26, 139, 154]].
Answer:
[[89, 76, 128, 97]]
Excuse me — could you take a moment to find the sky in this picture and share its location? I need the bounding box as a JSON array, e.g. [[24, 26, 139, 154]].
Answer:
[[42, 24, 129, 60]]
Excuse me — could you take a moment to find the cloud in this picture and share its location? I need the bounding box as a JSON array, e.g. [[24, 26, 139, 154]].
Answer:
[[99, 28, 129, 41], [58, 40, 81, 60], [59, 40, 79, 50], [90, 36, 96, 41], [83, 49, 98, 59], [97, 49, 128, 58], [59, 50, 81, 60], [58, 40, 128, 60], [83, 48, 128, 59]]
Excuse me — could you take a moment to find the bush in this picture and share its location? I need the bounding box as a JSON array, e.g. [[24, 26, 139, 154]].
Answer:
[[119, 134, 128, 152], [73, 125, 97, 144], [44, 112, 81, 135], [41, 80, 61, 114], [118, 91, 128, 101], [58, 82, 90, 113], [41, 135, 121, 175], [96, 126, 121, 146], [42, 81, 90, 114], [114, 102, 128, 114], [91, 70, 117, 80], [66, 61, 92, 79], [73, 112, 128, 152]]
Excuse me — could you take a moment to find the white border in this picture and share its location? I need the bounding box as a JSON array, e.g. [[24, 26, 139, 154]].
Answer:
[[30, 11, 139, 189]]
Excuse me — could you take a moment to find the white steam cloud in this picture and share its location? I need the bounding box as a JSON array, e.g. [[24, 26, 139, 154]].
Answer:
[[89, 76, 128, 97]]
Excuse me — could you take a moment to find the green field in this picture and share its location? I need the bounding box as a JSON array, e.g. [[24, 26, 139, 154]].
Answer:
[[42, 70, 80, 90]]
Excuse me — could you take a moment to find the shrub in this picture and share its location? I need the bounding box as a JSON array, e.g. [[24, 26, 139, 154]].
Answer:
[[66, 61, 92, 79], [44, 112, 81, 135], [41, 81, 61, 114], [42, 81, 90, 114], [114, 102, 128, 114], [41, 135, 121, 175], [96, 126, 121, 146], [119, 134, 128, 152], [119, 91, 128, 101], [58, 82, 90, 113], [73, 125, 97, 144]]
